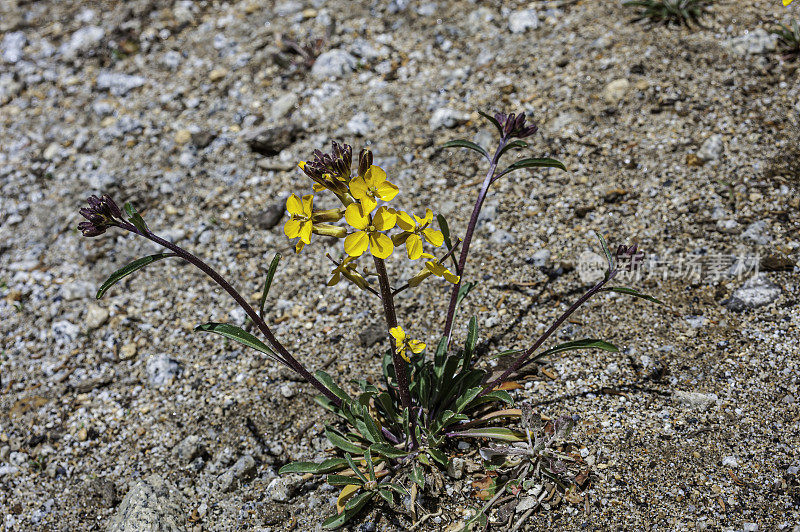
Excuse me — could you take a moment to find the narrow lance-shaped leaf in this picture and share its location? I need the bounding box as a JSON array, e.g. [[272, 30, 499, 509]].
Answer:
[[462, 316, 479, 373], [478, 110, 504, 137], [258, 253, 281, 318], [456, 281, 478, 310], [279, 461, 321, 474], [497, 157, 566, 180], [442, 140, 489, 161], [436, 214, 460, 274], [603, 286, 665, 305], [531, 338, 619, 364], [496, 140, 528, 160], [448, 427, 525, 442], [123, 202, 148, 233], [96, 253, 175, 299], [325, 427, 365, 455], [594, 230, 614, 275], [194, 323, 283, 364]]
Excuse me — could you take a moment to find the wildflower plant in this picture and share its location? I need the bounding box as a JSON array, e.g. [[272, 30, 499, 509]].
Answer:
[[78, 110, 661, 528], [623, 0, 711, 26], [772, 19, 800, 59]]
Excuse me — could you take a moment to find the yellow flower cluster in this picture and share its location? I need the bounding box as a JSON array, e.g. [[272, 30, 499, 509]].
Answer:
[[284, 142, 460, 290]]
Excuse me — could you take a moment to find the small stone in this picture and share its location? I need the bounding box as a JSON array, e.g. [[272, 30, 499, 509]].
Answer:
[[528, 249, 551, 268], [76, 428, 88, 442], [219, 454, 256, 492], [60, 26, 105, 58], [266, 475, 303, 502], [724, 28, 777, 56], [191, 131, 216, 149], [88, 478, 118, 509], [43, 143, 60, 160], [490, 229, 516, 244], [95, 71, 146, 96], [174, 129, 192, 144], [605, 362, 619, 375], [726, 274, 781, 311], [146, 354, 182, 387], [209, 68, 228, 82], [603, 79, 630, 104], [347, 113, 375, 136], [254, 202, 285, 230], [108, 475, 186, 532], [173, 435, 203, 463], [508, 9, 539, 33], [722, 456, 739, 468], [447, 457, 465, 479], [603, 188, 627, 203], [760, 252, 795, 272], [280, 384, 295, 399], [85, 304, 109, 329], [359, 322, 386, 347], [62, 281, 94, 301], [716, 219, 740, 235], [2, 31, 26, 63], [311, 50, 356, 79], [429, 108, 470, 129], [516, 496, 538, 513], [271, 93, 299, 119], [673, 391, 718, 411], [741, 220, 771, 245], [244, 124, 300, 156], [697, 134, 724, 162]]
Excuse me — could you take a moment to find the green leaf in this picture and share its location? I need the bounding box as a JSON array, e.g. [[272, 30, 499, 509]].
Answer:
[[442, 140, 489, 160], [258, 253, 281, 318], [325, 427, 365, 455], [385, 483, 409, 496], [433, 336, 449, 379], [364, 448, 375, 481], [478, 110, 503, 136], [96, 253, 174, 299], [456, 281, 478, 310], [427, 448, 448, 467], [123, 202, 148, 233], [322, 496, 370, 531], [462, 316, 478, 372], [326, 474, 364, 487], [344, 491, 373, 512], [194, 322, 281, 364], [454, 387, 483, 413], [594, 230, 614, 273], [604, 286, 665, 305], [344, 454, 369, 484], [497, 139, 528, 159], [488, 348, 524, 360], [377, 489, 393, 505], [369, 443, 407, 459], [469, 390, 514, 408], [450, 427, 525, 442], [436, 214, 460, 274], [533, 339, 619, 363], [279, 461, 320, 474], [411, 464, 426, 489], [498, 157, 566, 178], [315, 370, 353, 405]]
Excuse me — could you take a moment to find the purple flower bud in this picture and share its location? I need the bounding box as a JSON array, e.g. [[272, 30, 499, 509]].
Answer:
[[77, 194, 123, 237], [358, 148, 373, 176], [492, 110, 539, 140]]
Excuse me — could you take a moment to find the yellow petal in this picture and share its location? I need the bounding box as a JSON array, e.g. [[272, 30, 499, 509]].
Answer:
[[369, 232, 394, 259], [365, 165, 386, 186], [405, 234, 423, 260], [295, 241, 305, 253], [360, 196, 377, 214], [422, 228, 444, 247], [345, 203, 370, 230], [396, 211, 415, 231], [398, 346, 410, 363], [374, 180, 399, 201], [408, 339, 426, 354], [408, 269, 431, 287], [344, 231, 369, 257], [422, 208, 434, 225], [444, 271, 460, 284], [372, 207, 396, 231], [390, 326, 405, 342], [298, 161, 306, 169], [301, 194, 314, 217], [349, 176, 369, 200], [286, 194, 303, 215], [284, 218, 302, 239], [299, 220, 312, 244], [337, 485, 361, 515]]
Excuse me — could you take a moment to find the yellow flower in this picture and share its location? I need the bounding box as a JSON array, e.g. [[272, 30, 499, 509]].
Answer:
[[283, 194, 313, 245], [408, 253, 460, 287], [389, 326, 426, 363], [349, 166, 399, 212], [344, 203, 396, 259], [327, 256, 370, 290], [393, 208, 445, 260]]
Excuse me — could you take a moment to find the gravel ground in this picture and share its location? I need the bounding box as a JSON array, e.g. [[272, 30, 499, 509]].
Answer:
[[1, 0, 799, 530]]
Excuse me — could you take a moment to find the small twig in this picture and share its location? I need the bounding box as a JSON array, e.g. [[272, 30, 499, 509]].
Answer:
[[510, 506, 536, 532], [409, 508, 442, 531]]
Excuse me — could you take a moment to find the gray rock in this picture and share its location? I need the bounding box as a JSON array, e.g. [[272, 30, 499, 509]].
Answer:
[[715, 219, 740, 235], [270, 93, 299, 119], [219, 454, 256, 493], [191, 131, 216, 149], [528, 249, 551, 267], [347, 113, 375, 136], [173, 435, 203, 463], [146, 354, 182, 387], [96, 71, 146, 96], [275, 1, 303, 16], [254, 202, 285, 230], [603, 79, 630, 104], [52, 321, 80, 343], [508, 9, 539, 33], [724, 28, 777, 56], [280, 384, 295, 399], [490, 229, 516, 245], [62, 280, 94, 301], [87, 478, 118, 509], [446, 457, 465, 479], [741, 220, 771, 245], [2, 31, 26, 63], [466, 8, 496, 34], [429, 108, 469, 129], [244, 124, 300, 156], [359, 322, 386, 347], [726, 274, 781, 311], [160, 50, 183, 70], [311, 50, 356, 79], [673, 391, 718, 410], [697, 134, 723, 161], [108, 475, 186, 532], [60, 26, 105, 58], [266, 474, 303, 502]]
